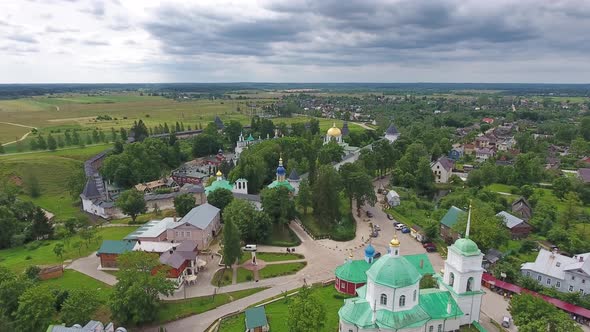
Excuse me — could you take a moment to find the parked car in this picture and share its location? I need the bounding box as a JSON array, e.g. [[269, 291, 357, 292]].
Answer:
[[422, 242, 435, 248], [424, 243, 437, 252], [501, 316, 511, 328], [366, 211, 374, 218], [374, 252, 382, 259], [387, 214, 394, 220], [392, 221, 400, 226], [370, 231, 379, 238], [242, 244, 257, 252], [395, 223, 406, 230], [401, 227, 410, 233], [373, 224, 381, 231]]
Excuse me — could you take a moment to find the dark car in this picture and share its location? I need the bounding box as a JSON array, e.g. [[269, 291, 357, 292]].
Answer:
[[387, 214, 394, 220], [370, 231, 379, 238], [422, 242, 435, 248], [401, 227, 410, 233], [366, 211, 374, 218], [374, 252, 382, 259], [424, 243, 437, 252]]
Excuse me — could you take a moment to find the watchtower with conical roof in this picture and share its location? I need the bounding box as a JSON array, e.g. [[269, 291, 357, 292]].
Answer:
[[440, 202, 484, 325]]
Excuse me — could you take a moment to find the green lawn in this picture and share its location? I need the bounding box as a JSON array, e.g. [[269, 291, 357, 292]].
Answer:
[[485, 183, 517, 194], [264, 224, 301, 247], [237, 268, 254, 283], [239, 252, 304, 264], [155, 287, 268, 325], [212, 268, 234, 287], [219, 285, 350, 332], [0, 226, 136, 272], [258, 262, 307, 279], [112, 209, 176, 224], [41, 270, 113, 302]]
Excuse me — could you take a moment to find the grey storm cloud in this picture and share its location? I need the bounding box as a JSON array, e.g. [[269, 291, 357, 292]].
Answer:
[[142, 0, 590, 67]]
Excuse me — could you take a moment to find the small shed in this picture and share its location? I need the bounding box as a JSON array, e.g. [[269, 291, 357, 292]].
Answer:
[[386, 190, 401, 207], [410, 225, 427, 243], [245, 306, 269, 332]]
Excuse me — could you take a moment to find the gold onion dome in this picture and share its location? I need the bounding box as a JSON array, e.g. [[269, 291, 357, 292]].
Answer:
[[327, 123, 342, 137], [390, 235, 400, 247], [216, 170, 222, 176]]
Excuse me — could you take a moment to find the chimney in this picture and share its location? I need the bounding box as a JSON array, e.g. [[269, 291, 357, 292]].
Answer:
[[138, 240, 141, 245], [173, 214, 177, 222], [420, 259, 424, 269]]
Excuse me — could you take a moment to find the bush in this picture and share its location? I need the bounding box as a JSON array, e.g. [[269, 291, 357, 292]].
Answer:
[[246, 275, 253, 281], [25, 255, 32, 260], [25, 241, 43, 250], [24, 265, 40, 280]]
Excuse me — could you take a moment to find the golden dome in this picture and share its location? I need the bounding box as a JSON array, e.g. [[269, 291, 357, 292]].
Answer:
[[390, 235, 400, 247], [327, 123, 342, 137], [216, 170, 222, 177]]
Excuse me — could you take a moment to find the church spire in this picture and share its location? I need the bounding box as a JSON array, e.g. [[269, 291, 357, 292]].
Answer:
[[465, 200, 472, 239]]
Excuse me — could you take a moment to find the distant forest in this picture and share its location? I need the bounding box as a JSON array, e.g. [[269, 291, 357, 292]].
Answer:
[[0, 82, 590, 99]]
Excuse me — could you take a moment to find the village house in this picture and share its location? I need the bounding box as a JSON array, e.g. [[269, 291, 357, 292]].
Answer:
[[245, 306, 270, 332], [463, 143, 476, 155], [476, 147, 495, 162], [386, 190, 401, 207], [512, 196, 532, 220], [522, 249, 590, 295], [439, 206, 466, 243], [97, 240, 137, 268], [134, 178, 167, 193], [431, 157, 454, 183], [47, 320, 126, 332], [167, 203, 221, 249], [578, 168, 590, 184], [448, 144, 463, 161], [158, 240, 200, 287], [496, 211, 533, 239]]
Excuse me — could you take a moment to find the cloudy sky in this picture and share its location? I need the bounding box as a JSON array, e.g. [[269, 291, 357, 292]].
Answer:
[[1, 0, 590, 83]]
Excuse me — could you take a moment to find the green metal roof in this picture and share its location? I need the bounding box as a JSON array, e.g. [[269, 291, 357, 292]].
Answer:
[[404, 254, 435, 275], [440, 206, 465, 228], [267, 180, 295, 191], [205, 179, 233, 195], [335, 260, 371, 283], [338, 298, 376, 328], [245, 306, 268, 329], [452, 238, 481, 256], [366, 255, 421, 288], [97, 240, 135, 255], [246, 133, 255, 142], [377, 305, 430, 329], [419, 289, 463, 320]]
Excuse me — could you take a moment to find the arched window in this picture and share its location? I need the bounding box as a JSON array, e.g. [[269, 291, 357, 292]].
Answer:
[[449, 272, 455, 287], [399, 295, 406, 307], [429, 326, 434, 332], [413, 289, 417, 302], [467, 277, 474, 292], [380, 294, 387, 305], [438, 324, 443, 332]]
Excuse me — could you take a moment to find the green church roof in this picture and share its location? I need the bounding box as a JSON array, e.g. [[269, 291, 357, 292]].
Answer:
[[205, 179, 233, 195], [246, 134, 255, 142], [335, 260, 371, 283], [452, 238, 481, 256], [267, 180, 295, 191], [440, 206, 466, 228], [419, 289, 463, 320], [404, 254, 435, 275], [366, 255, 421, 288]]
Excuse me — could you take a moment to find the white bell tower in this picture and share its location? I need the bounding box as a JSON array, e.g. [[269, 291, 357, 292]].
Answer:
[[440, 202, 484, 326]]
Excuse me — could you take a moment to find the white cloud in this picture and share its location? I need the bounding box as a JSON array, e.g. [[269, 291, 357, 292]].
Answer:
[[0, 0, 589, 83]]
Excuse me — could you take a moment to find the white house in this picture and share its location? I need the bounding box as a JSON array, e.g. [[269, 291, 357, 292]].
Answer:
[[385, 123, 400, 143], [386, 190, 401, 207], [521, 249, 590, 295], [431, 157, 454, 183]]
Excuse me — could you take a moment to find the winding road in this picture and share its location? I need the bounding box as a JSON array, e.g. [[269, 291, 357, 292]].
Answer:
[[0, 121, 37, 146]]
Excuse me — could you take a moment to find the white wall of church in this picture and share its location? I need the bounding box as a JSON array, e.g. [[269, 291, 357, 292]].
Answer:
[[455, 294, 483, 325], [366, 279, 420, 313]]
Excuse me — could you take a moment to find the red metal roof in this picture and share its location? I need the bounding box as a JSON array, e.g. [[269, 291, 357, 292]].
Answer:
[[483, 273, 590, 319]]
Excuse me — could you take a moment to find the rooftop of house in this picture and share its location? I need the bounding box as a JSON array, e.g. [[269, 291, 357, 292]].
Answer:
[[578, 168, 590, 183], [385, 123, 399, 136], [496, 211, 526, 229], [97, 240, 136, 255], [522, 249, 590, 280], [124, 217, 176, 240], [159, 240, 199, 269], [133, 241, 179, 253], [440, 206, 466, 228], [433, 157, 454, 171], [245, 306, 268, 329], [173, 203, 220, 230]]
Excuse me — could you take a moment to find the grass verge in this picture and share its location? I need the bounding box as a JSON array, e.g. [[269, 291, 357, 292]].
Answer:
[[258, 262, 307, 279]]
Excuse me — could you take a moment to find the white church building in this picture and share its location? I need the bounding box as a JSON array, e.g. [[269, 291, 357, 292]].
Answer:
[[338, 206, 484, 332]]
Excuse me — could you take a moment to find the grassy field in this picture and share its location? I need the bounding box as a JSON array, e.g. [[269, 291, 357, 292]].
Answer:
[[239, 252, 304, 264], [219, 285, 349, 332], [155, 287, 267, 325], [41, 270, 113, 302], [264, 224, 301, 247], [0, 144, 111, 219], [298, 195, 355, 241], [212, 268, 234, 286], [0, 123, 31, 143], [237, 268, 254, 283], [258, 262, 307, 279], [0, 226, 136, 272]]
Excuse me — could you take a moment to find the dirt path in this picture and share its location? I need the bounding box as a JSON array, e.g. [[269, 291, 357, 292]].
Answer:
[[350, 121, 375, 130], [0, 121, 37, 146]]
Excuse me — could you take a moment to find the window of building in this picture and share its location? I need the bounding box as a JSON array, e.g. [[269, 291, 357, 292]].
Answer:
[[413, 289, 417, 302], [467, 277, 474, 292], [438, 324, 443, 332], [429, 326, 434, 332], [572, 276, 575, 281], [557, 281, 561, 288], [583, 279, 586, 284], [537, 275, 542, 282], [399, 295, 406, 307], [449, 272, 455, 287], [547, 278, 551, 285], [556, 262, 561, 267], [175, 231, 179, 237], [581, 289, 584, 293], [380, 294, 387, 306], [186, 231, 191, 237], [341, 281, 346, 289], [526, 271, 530, 277], [570, 286, 574, 292]]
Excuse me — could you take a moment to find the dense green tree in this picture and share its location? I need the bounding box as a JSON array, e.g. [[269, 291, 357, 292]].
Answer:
[[131, 120, 150, 142], [312, 165, 341, 225], [85, 133, 92, 145], [317, 141, 345, 164], [64, 130, 72, 145], [36, 134, 47, 150], [261, 187, 296, 226], [109, 251, 175, 325], [224, 199, 271, 243], [67, 167, 87, 199], [581, 117, 590, 141], [191, 134, 222, 157], [53, 242, 64, 259], [509, 293, 582, 332], [415, 157, 435, 195], [224, 120, 243, 144], [15, 285, 56, 332], [72, 131, 80, 145], [513, 153, 543, 186], [47, 134, 57, 151], [119, 128, 128, 142], [339, 162, 376, 216], [173, 193, 196, 217], [115, 189, 147, 222], [222, 216, 242, 267], [287, 286, 326, 332], [111, 127, 117, 142], [229, 154, 267, 193], [57, 135, 65, 148], [553, 177, 572, 199], [30, 206, 53, 240], [423, 219, 439, 241], [558, 192, 581, 230], [296, 179, 312, 215], [207, 188, 234, 212], [520, 185, 534, 199], [24, 171, 41, 198], [452, 203, 509, 252], [308, 118, 320, 135], [92, 130, 100, 143], [0, 207, 17, 249], [0, 268, 31, 323], [60, 289, 100, 326]]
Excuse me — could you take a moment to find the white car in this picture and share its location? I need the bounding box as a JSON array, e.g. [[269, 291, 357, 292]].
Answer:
[[394, 223, 406, 230], [242, 244, 257, 252]]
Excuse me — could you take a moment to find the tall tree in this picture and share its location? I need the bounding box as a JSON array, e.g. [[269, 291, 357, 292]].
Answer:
[[222, 217, 242, 267], [312, 165, 342, 226], [173, 193, 196, 217], [119, 128, 128, 142], [340, 162, 376, 216], [287, 286, 326, 332], [110, 251, 175, 325], [67, 167, 87, 199], [131, 120, 149, 142], [15, 285, 57, 332], [509, 293, 582, 332], [115, 189, 147, 222], [317, 141, 345, 164], [47, 134, 57, 151], [207, 188, 234, 212], [296, 179, 312, 215], [261, 187, 296, 226], [224, 120, 243, 144], [452, 203, 509, 252], [60, 289, 100, 325]]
